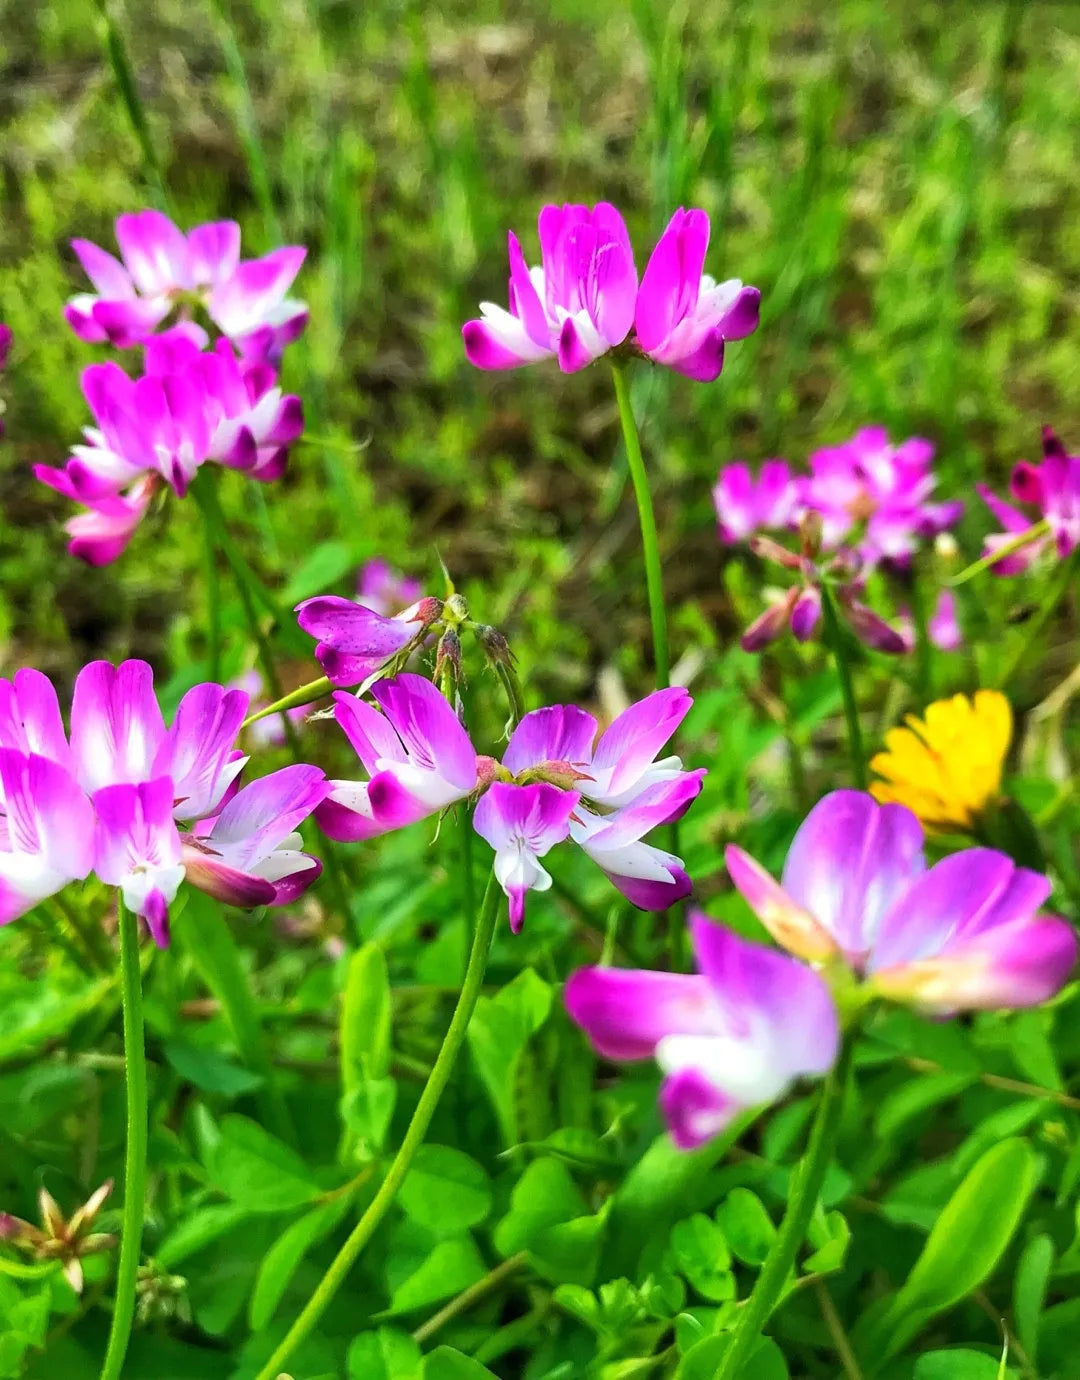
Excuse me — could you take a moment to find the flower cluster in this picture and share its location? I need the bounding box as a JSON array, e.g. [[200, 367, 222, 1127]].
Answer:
[[568, 789, 1077, 1147], [463, 204, 759, 381], [979, 425, 1080, 574], [36, 213, 309, 564], [315, 675, 703, 929], [0, 661, 327, 946]]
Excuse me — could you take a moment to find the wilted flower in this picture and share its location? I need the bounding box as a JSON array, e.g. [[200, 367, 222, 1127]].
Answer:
[[0, 662, 328, 944], [741, 526, 907, 655], [296, 595, 443, 688], [565, 912, 839, 1149], [65, 210, 307, 361], [634, 208, 760, 381], [0, 1181, 115, 1293], [869, 691, 1011, 833], [725, 790, 1076, 1014], [713, 460, 800, 544], [463, 203, 638, 372], [978, 426, 1080, 574]]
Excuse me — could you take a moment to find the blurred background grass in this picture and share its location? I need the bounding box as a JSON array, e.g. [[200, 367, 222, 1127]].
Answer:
[[1, 0, 1078, 703]]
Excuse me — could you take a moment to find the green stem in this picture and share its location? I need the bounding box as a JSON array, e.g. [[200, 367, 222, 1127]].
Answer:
[[200, 499, 222, 682], [819, 586, 867, 790], [242, 675, 333, 729], [949, 517, 1051, 586], [254, 872, 503, 1380], [99, 900, 149, 1380], [611, 362, 670, 690], [906, 569, 932, 700], [995, 547, 1079, 690], [496, 662, 527, 729], [94, 0, 170, 211], [716, 1041, 852, 1380]]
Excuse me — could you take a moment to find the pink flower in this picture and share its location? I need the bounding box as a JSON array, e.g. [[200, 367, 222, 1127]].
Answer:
[[463, 203, 637, 372], [565, 912, 839, 1149], [65, 211, 307, 362], [473, 782, 579, 933], [0, 660, 328, 944], [634, 208, 760, 382], [713, 460, 800, 544], [355, 560, 423, 617], [978, 426, 1080, 575], [897, 590, 963, 654], [296, 595, 443, 688], [799, 427, 963, 566], [316, 674, 479, 842], [726, 790, 1077, 1014]]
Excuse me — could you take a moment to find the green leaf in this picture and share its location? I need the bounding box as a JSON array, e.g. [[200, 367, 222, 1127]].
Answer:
[[874, 1071, 974, 1140], [249, 1195, 353, 1329], [341, 1077, 398, 1153], [493, 1157, 605, 1285], [803, 1209, 851, 1275], [715, 1188, 776, 1266], [670, 1214, 734, 1302], [283, 540, 356, 604], [163, 1039, 264, 1097], [0, 973, 115, 1062], [210, 1114, 321, 1212], [157, 1204, 251, 1268], [347, 1328, 423, 1380], [341, 942, 393, 1091], [467, 968, 552, 1146], [677, 1334, 787, 1379], [398, 1145, 492, 1236], [382, 1237, 486, 1317], [422, 1348, 499, 1379], [1013, 1233, 1053, 1365], [914, 1351, 1016, 1380], [873, 1138, 1040, 1360]]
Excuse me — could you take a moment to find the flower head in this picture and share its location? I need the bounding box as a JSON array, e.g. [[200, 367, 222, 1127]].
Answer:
[[463, 203, 637, 372], [713, 460, 800, 545], [473, 782, 579, 933], [0, 661, 328, 944], [726, 789, 1076, 1015], [978, 426, 1080, 574], [65, 211, 307, 361], [565, 913, 839, 1149], [634, 208, 760, 381], [870, 691, 1011, 833], [0, 1180, 115, 1294]]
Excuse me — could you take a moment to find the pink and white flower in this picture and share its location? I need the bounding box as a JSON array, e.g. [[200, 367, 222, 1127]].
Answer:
[[726, 789, 1077, 1014], [472, 782, 580, 932], [463, 203, 638, 373], [978, 426, 1080, 575], [316, 674, 479, 842], [565, 912, 839, 1149], [634, 208, 760, 382], [713, 461, 800, 544], [0, 660, 328, 942], [65, 211, 307, 361]]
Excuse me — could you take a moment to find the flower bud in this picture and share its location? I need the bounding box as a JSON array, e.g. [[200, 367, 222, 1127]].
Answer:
[[409, 595, 445, 628], [434, 627, 463, 686], [798, 509, 824, 556], [443, 592, 469, 625], [473, 623, 515, 668]]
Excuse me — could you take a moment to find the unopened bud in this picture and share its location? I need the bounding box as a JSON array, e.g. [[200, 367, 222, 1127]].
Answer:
[[749, 534, 802, 570], [798, 510, 824, 556], [434, 627, 463, 685], [473, 623, 515, 668], [409, 596, 445, 628], [515, 760, 595, 791], [443, 592, 469, 625], [475, 755, 514, 789], [934, 532, 959, 563]]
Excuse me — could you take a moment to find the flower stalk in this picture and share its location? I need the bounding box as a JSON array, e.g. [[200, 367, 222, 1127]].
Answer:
[[255, 870, 503, 1380], [99, 899, 149, 1380], [819, 584, 867, 790]]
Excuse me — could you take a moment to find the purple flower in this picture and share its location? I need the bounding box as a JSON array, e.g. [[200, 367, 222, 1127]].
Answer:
[[355, 560, 424, 617], [978, 426, 1080, 575], [296, 594, 443, 688], [740, 531, 907, 656], [634, 208, 760, 381], [726, 790, 1077, 1014], [897, 589, 963, 654], [713, 460, 800, 544], [463, 203, 638, 372], [799, 427, 963, 566], [0, 661, 328, 944], [565, 912, 839, 1149], [65, 211, 307, 362], [316, 674, 479, 842], [473, 782, 580, 932]]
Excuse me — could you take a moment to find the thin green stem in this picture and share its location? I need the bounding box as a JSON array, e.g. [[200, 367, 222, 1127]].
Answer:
[[411, 1251, 527, 1344], [200, 500, 222, 682], [906, 570, 932, 700], [99, 900, 149, 1380], [242, 675, 333, 728], [254, 871, 503, 1380], [995, 547, 1079, 690], [819, 586, 867, 790], [949, 518, 1051, 586], [715, 1041, 853, 1380], [611, 362, 669, 690], [94, 0, 170, 210], [496, 662, 527, 729]]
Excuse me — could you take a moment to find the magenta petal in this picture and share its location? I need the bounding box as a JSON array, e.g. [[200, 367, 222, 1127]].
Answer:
[[790, 588, 822, 642], [142, 889, 171, 948], [564, 965, 719, 1061], [659, 1068, 738, 1150], [0, 669, 71, 767], [314, 787, 383, 843], [462, 320, 535, 370], [607, 865, 693, 910], [371, 674, 478, 795], [503, 704, 598, 775], [667, 326, 726, 382], [70, 660, 167, 794], [724, 844, 836, 961], [717, 285, 761, 340], [296, 596, 416, 688], [781, 790, 925, 969], [181, 848, 277, 908], [71, 239, 133, 298], [155, 683, 249, 821], [841, 595, 907, 655], [741, 593, 795, 651], [557, 317, 601, 373], [590, 687, 692, 797]]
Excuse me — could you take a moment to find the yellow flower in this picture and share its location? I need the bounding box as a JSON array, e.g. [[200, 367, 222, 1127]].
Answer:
[[869, 690, 1012, 833]]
